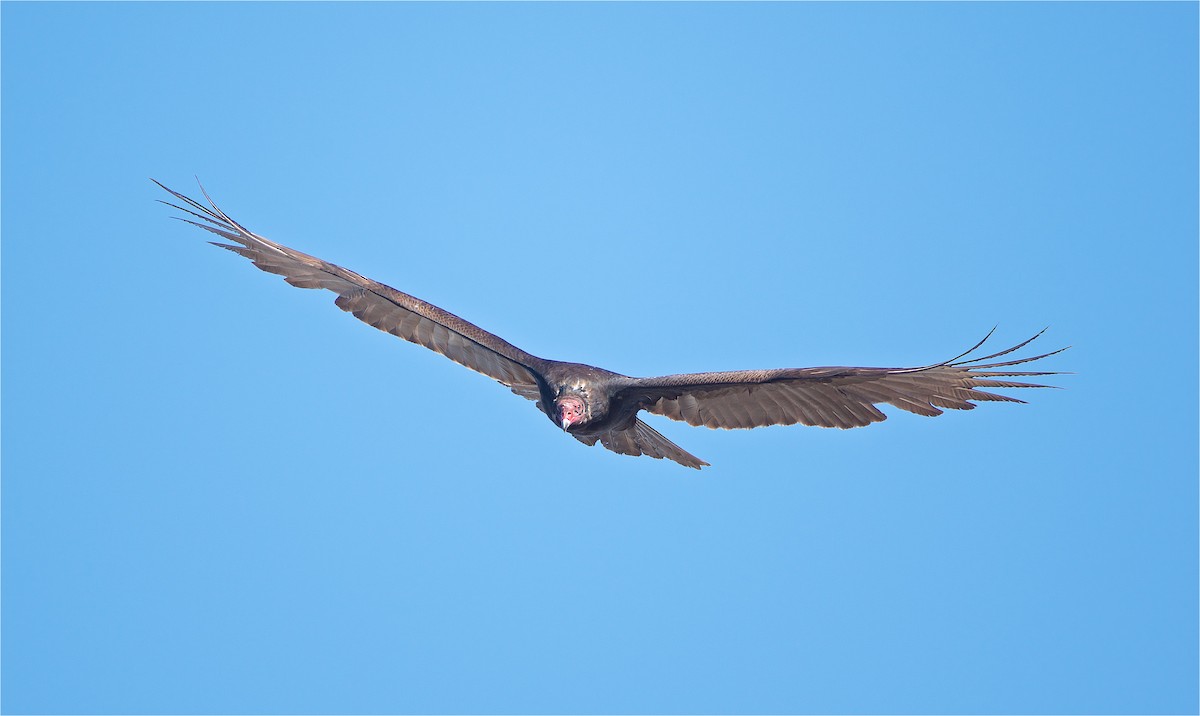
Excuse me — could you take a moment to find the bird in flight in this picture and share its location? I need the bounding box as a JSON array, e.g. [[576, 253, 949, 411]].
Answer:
[[156, 181, 1066, 469]]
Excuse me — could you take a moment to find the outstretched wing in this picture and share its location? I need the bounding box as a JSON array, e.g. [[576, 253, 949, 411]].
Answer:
[[156, 180, 545, 398], [621, 330, 1067, 430]]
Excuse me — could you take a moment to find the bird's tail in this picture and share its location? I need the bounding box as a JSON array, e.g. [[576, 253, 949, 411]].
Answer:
[[599, 419, 710, 470]]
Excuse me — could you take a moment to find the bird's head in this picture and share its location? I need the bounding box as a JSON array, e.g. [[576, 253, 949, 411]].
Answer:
[[556, 394, 587, 430], [550, 374, 612, 431]]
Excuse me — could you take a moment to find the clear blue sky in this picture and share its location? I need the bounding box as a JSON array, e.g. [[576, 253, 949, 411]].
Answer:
[[3, 3, 1196, 714]]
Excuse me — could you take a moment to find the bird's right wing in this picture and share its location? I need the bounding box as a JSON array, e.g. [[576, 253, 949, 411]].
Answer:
[[156, 181, 545, 397], [620, 331, 1067, 430]]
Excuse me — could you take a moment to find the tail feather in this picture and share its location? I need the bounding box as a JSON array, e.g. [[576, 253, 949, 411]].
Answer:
[[598, 419, 710, 470]]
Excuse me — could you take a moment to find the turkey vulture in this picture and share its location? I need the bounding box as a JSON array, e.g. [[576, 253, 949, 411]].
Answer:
[[156, 181, 1066, 469]]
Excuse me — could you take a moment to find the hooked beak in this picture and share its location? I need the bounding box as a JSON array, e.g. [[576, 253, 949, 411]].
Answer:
[[561, 416, 571, 430]]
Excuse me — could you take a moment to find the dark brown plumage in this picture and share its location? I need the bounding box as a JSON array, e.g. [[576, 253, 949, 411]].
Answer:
[[156, 181, 1067, 469]]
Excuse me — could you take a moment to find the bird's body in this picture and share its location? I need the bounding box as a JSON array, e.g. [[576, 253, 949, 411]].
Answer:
[[157, 181, 1066, 469]]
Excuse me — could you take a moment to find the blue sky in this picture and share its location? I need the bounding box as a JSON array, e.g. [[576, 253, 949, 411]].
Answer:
[[2, 3, 1196, 714]]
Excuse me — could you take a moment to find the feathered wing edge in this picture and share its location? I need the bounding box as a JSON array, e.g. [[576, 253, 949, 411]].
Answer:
[[628, 329, 1069, 431], [154, 179, 546, 397]]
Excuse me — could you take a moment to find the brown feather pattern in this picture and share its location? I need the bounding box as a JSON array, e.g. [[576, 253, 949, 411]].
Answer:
[[632, 329, 1065, 431], [575, 420, 709, 469], [153, 180, 545, 398], [158, 180, 1067, 469]]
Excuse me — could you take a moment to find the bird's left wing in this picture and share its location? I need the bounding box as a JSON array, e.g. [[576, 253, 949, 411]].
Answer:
[[618, 330, 1067, 430], [156, 181, 545, 398]]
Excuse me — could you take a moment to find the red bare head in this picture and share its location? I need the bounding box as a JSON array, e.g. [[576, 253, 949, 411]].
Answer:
[[556, 395, 586, 430]]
